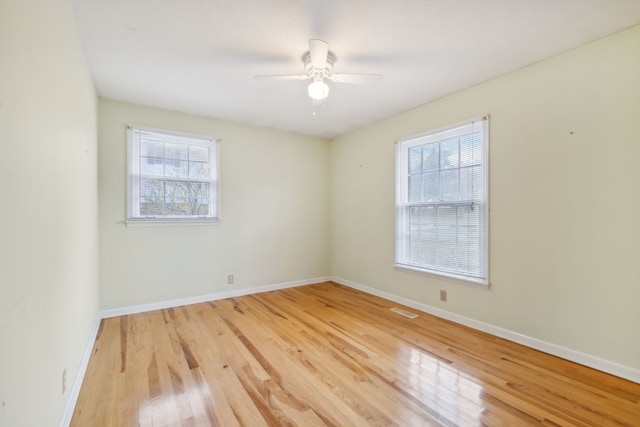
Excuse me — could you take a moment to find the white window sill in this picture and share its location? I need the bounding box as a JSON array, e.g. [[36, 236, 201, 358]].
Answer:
[[394, 263, 490, 289], [125, 218, 221, 227]]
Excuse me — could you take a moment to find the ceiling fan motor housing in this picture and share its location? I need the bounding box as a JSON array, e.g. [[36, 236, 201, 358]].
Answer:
[[302, 50, 335, 76]]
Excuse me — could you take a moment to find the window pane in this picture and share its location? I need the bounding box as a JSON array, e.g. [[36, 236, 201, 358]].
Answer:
[[140, 178, 163, 196], [459, 165, 482, 201], [165, 143, 188, 160], [140, 140, 163, 158], [188, 161, 209, 178], [460, 133, 482, 167], [409, 206, 421, 232], [140, 157, 164, 175], [439, 169, 459, 201], [139, 179, 164, 215], [408, 207, 420, 263], [440, 138, 459, 170], [436, 205, 457, 270], [457, 205, 482, 273], [408, 146, 422, 174], [140, 199, 163, 215], [189, 145, 209, 162], [189, 182, 210, 215], [165, 160, 189, 177], [420, 206, 437, 265], [422, 144, 439, 172], [409, 174, 422, 202], [422, 171, 439, 202], [165, 181, 188, 198], [165, 201, 187, 215]]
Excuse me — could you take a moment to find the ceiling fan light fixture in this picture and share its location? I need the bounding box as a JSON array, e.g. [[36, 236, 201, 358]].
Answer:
[[308, 79, 329, 100], [255, 40, 382, 106]]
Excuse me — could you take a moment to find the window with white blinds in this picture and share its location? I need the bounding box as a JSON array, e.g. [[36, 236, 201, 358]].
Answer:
[[395, 117, 489, 285], [127, 126, 220, 224]]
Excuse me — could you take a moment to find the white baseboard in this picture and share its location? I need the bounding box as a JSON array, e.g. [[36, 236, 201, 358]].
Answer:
[[332, 276, 640, 384], [100, 276, 332, 318], [58, 313, 102, 427]]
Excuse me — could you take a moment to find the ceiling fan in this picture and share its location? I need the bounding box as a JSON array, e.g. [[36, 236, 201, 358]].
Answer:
[[255, 39, 383, 104]]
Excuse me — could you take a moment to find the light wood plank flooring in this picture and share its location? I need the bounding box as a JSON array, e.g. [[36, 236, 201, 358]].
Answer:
[[71, 282, 640, 426]]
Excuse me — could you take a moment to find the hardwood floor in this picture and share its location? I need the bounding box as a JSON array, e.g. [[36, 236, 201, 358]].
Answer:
[[71, 282, 640, 426]]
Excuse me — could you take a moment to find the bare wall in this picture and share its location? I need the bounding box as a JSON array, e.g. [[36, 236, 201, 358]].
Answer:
[[98, 99, 331, 309], [330, 25, 640, 371], [0, 0, 99, 425]]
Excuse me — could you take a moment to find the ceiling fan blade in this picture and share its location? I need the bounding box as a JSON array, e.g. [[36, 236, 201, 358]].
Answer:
[[329, 73, 384, 84], [254, 74, 310, 81], [309, 39, 329, 69]]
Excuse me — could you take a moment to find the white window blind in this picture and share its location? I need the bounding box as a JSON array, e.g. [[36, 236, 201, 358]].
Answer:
[[127, 126, 219, 223], [396, 116, 489, 285]]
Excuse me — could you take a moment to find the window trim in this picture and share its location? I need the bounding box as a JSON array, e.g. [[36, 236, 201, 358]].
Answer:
[[126, 124, 221, 226], [393, 263, 490, 288], [395, 115, 490, 287]]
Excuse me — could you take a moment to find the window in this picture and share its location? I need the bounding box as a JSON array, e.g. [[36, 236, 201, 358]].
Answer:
[[395, 116, 489, 286], [127, 125, 220, 224]]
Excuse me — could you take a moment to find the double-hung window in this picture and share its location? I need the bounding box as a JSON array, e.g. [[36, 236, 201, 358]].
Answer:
[[127, 125, 220, 224], [395, 116, 489, 286]]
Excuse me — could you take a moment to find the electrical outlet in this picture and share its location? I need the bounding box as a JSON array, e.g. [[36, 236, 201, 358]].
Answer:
[[62, 368, 67, 394], [440, 290, 447, 302], [227, 275, 234, 284]]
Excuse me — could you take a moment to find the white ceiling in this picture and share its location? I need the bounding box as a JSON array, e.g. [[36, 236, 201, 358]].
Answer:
[[73, 0, 640, 139]]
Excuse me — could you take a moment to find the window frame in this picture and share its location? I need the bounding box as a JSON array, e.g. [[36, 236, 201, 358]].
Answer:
[[395, 116, 489, 287], [126, 125, 220, 226]]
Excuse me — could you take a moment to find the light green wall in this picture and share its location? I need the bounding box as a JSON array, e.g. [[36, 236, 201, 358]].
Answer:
[[1, 5, 635, 424], [98, 99, 331, 309], [330, 25, 640, 369], [0, 0, 99, 426]]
